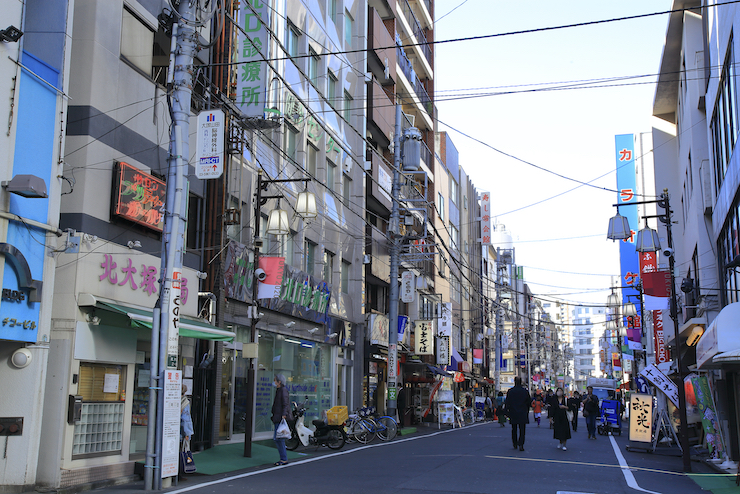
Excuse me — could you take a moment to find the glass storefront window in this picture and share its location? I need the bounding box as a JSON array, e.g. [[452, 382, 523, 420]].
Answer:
[[255, 330, 332, 435], [131, 353, 150, 457]]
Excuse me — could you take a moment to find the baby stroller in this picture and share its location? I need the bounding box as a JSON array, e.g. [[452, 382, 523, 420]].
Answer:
[[597, 399, 622, 436]]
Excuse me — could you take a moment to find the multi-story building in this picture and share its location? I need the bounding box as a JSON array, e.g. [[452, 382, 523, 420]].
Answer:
[[0, 1, 71, 490], [571, 306, 605, 390]]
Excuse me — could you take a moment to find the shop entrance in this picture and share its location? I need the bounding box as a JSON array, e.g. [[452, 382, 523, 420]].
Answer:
[[219, 343, 249, 440]]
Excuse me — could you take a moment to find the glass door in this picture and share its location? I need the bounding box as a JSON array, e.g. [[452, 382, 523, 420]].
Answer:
[[219, 347, 235, 439]]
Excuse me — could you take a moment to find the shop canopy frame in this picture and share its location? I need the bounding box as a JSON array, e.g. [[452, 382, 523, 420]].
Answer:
[[84, 297, 235, 341]]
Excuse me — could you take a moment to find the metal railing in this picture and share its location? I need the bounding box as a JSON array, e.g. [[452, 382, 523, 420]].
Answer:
[[397, 45, 432, 117], [400, 0, 431, 66], [420, 139, 432, 170]]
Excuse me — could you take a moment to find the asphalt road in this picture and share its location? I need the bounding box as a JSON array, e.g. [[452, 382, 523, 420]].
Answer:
[[146, 418, 716, 494]]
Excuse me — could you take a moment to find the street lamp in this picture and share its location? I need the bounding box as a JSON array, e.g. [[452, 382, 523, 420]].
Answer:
[[606, 189, 691, 472], [607, 210, 632, 241], [622, 301, 637, 317]]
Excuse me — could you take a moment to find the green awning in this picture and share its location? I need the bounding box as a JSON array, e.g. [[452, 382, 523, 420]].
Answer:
[[96, 301, 235, 342]]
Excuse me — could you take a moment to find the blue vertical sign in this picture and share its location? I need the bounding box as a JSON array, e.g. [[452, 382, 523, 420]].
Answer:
[[615, 134, 641, 344]]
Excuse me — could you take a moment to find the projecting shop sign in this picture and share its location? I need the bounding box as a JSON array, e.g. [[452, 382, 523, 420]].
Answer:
[[640, 364, 679, 407], [436, 336, 450, 365], [437, 302, 451, 337], [196, 109, 224, 179], [237, 0, 269, 117], [415, 320, 433, 355], [401, 271, 415, 303]]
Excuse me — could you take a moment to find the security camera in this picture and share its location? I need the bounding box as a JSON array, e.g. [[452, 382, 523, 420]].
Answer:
[[662, 247, 675, 258], [255, 268, 267, 281]]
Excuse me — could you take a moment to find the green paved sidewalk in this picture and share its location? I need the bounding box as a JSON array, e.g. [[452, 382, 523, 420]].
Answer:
[[688, 473, 740, 494], [191, 442, 307, 475]]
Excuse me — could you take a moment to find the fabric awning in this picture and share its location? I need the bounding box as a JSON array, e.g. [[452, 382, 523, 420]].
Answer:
[[426, 364, 452, 377], [96, 301, 235, 341]]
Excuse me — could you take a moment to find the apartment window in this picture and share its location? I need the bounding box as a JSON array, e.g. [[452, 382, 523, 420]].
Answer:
[[711, 36, 739, 195], [450, 225, 459, 250], [285, 125, 298, 163], [344, 10, 353, 47], [323, 250, 335, 283], [329, 0, 338, 24], [304, 240, 316, 275], [308, 47, 319, 87], [286, 21, 300, 58], [449, 179, 458, 206], [307, 142, 318, 176], [437, 192, 445, 221], [343, 174, 351, 205], [419, 296, 435, 320], [327, 159, 336, 190], [580, 358, 593, 366], [327, 71, 338, 108], [121, 7, 154, 74], [343, 90, 353, 122], [341, 260, 350, 294]]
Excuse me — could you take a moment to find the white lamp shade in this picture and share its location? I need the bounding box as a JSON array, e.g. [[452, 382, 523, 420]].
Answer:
[[623, 302, 637, 317], [607, 212, 631, 241], [635, 227, 661, 252], [295, 191, 317, 219], [266, 208, 290, 235], [606, 319, 617, 331], [607, 293, 620, 307]]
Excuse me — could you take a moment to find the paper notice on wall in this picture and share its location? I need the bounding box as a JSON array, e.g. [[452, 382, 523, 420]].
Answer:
[[103, 374, 119, 393], [161, 370, 182, 478]]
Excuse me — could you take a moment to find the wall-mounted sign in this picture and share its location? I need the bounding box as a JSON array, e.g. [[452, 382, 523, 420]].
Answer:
[[161, 370, 182, 479], [479, 191, 491, 245], [415, 320, 433, 355], [436, 336, 450, 365], [437, 302, 451, 337], [1, 289, 25, 302], [401, 271, 415, 303], [196, 109, 225, 179], [236, 0, 270, 117], [113, 162, 165, 232]]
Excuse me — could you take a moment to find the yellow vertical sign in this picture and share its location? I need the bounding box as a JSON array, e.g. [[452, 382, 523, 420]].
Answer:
[[629, 393, 653, 443]]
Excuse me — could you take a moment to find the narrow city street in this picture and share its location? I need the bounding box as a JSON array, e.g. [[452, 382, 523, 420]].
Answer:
[[107, 421, 717, 494]]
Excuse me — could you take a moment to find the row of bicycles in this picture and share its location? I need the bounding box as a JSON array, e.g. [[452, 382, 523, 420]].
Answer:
[[344, 407, 398, 444]]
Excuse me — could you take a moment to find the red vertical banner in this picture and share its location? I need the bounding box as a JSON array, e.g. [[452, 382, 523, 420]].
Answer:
[[639, 252, 667, 364]]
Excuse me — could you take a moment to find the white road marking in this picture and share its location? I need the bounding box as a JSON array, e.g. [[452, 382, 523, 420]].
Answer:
[[609, 434, 662, 494], [167, 422, 488, 494]]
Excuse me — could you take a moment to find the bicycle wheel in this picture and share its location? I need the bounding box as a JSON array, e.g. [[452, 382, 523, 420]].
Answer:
[[352, 419, 376, 444], [325, 429, 346, 450], [375, 416, 397, 441], [463, 409, 474, 425]]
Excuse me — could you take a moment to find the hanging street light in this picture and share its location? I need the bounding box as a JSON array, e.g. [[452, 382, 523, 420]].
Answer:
[[635, 222, 662, 253], [607, 210, 632, 241], [265, 202, 290, 235], [606, 292, 620, 308], [295, 189, 318, 219], [622, 301, 637, 317]]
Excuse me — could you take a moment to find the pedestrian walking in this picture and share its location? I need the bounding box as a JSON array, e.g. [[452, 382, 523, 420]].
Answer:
[[272, 374, 290, 465], [583, 386, 600, 440], [552, 387, 571, 450], [485, 393, 494, 421], [567, 391, 581, 432], [179, 385, 195, 480], [531, 389, 544, 427], [545, 389, 556, 429], [496, 391, 506, 426], [504, 376, 531, 451]]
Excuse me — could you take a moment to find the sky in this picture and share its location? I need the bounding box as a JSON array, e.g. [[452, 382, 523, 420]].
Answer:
[[434, 0, 675, 311]]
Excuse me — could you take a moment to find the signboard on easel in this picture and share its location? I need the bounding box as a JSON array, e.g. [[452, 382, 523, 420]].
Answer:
[[629, 393, 653, 443]]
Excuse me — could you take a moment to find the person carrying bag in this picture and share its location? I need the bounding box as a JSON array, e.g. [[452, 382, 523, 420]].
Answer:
[[180, 438, 196, 474]]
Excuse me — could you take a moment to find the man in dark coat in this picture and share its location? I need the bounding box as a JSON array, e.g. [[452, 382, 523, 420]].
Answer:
[[272, 374, 291, 465], [504, 376, 531, 451]]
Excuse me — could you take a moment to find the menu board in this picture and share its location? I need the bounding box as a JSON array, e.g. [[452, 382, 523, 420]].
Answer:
[[161, 370, 181, 479]]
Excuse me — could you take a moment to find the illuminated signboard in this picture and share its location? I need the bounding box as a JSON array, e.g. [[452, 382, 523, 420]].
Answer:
[[113, 162, 166, 232]]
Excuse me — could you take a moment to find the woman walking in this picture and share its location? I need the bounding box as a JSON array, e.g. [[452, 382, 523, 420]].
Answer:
[[496, 391, 506, 426], [552, 387, 571, 450], [567, 391, 581, 432], [272, 374, 290, 466]]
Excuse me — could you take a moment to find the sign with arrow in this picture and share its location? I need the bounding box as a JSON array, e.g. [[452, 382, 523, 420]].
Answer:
[[196, 109, 225, 179]]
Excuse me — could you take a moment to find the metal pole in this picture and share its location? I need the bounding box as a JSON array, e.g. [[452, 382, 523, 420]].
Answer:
[[244, 171, 263, 457], [662, 191, 692, 472], [386, 103, 402, 419], [494, 248, 501, 392]]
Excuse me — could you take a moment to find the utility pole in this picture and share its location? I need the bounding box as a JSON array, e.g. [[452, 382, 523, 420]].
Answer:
[[386, 103, 402, 419], [144, 1, 196, 489], [494, 248, 501, 391]]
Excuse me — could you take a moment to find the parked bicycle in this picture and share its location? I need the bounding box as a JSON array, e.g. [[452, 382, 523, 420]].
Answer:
[[344, 407, 398, 443]]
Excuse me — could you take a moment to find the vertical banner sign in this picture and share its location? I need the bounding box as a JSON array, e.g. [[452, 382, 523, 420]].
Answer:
[[161, 370, 182, 479], [518, 324, 526, 368], [689, 375, 726, 457], [401, 271, 415, 303], [257, 256, 286, 299], [437, 302, 452, 337], [616, 133, 641, 335], [436, 336, 451, 365], [415, 320, 434, 355], [480, 191, 491, 245], [237, 0, 270, 117], [654, 310, 668, 363], [196, 109, 225, 179], [629, 393, 653, 443], [166, 270, 181, 369], [387, 342, 397, 401]]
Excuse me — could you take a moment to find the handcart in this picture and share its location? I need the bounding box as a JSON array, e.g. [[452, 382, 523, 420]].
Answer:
[[597, 399, 622, 436]]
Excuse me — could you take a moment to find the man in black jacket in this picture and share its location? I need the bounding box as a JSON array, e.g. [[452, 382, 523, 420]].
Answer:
[[583, 386, 600, 439], [505, 376, 531, 451]]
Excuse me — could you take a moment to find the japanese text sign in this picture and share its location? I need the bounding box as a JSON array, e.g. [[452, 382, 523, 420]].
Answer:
[[629, 393, 653, 443], [161, 370, 182, 478], [436, 336, 450, 365], [196, 109, 224, 179], [401, 271, 415, 303], [113, 162, 165, 232], [437, 302, 451, 337], [237, 0, 269, 117], [479, 191, 491, 245], [640, 364, 679, 407], [415, 320, 433, 355]]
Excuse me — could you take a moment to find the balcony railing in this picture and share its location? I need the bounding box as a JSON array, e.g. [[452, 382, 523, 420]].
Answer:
[[420, 138, 432, 170], [399, 0, 431, 66], [397, 45, 432, 116]]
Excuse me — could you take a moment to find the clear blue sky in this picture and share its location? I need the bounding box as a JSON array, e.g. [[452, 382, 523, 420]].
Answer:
[[434, 0, 674, 309]]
